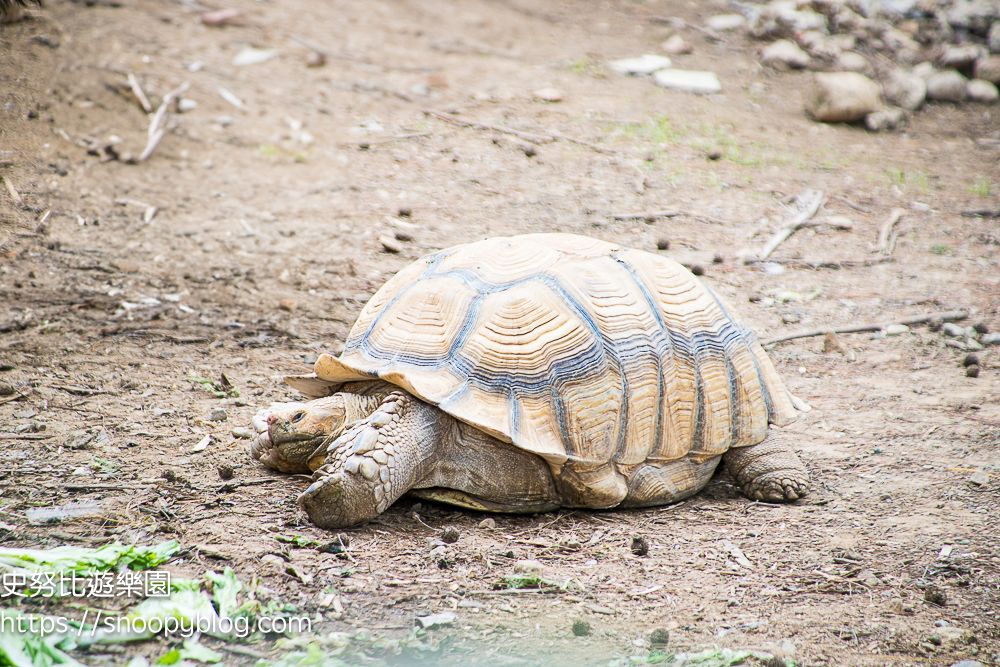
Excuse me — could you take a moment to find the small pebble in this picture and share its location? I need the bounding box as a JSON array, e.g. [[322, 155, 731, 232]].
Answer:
[[218, 464, 235, 480], [631, 535, 649, 556], [942, 322, 965, 338], [707, 147, 723, 160], [660, 35, 692, 56], [440, 527, 460, 544], [656, 237, 670, 251], [966, 365, 980, 378], [398, 207, 412, 217], [973, 323, 989, 334], [209, 407, 228, 422], [690, 265, 705, 277], [927, 317, 943, 332], [231, 427, 254, 440], [924, 585, 947, 606], [394, 230, 413, 243], [885, 324, 909, 336], [305, 51, 326, 68], [478, 518, 497, 529], [523, 145, 538, 158], [0, 383, 14, 397], [572, 619, 591, 636], [378, 235, 403, 253], [963, 353, 980, 367], [513, 559, 545, 575], [532, 87, 564, 103], [712, 253, 724, 264]]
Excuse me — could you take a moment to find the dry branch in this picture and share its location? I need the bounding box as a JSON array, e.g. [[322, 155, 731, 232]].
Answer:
[[762, 309, 967, 346], [759, 191, 825, 260], [128, 73, 153, 113], [140, 81, 189, 162], [2, 175, 22, 204], [425, 109, 615, 155], [875, 208, 905, 255]]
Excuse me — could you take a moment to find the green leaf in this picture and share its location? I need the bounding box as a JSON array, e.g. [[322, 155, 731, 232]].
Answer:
[[178, 638, 223, 664], [156, 649, 181, 665], [205, 568, 242, 619]]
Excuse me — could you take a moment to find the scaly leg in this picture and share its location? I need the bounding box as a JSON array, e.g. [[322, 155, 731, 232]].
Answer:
[[722, 434, 809, 502]]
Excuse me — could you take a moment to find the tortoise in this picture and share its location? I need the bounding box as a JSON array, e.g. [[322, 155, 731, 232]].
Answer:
[[250, 234, 810, 529]]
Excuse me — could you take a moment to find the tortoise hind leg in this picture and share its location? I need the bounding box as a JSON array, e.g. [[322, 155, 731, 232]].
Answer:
[[620, 457, 720, 508], [723, 434, 809, 502]]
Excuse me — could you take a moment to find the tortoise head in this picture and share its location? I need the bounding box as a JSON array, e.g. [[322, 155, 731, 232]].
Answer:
[[249, 396, 349, 473]]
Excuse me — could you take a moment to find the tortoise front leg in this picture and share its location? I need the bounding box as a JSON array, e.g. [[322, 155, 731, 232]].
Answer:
[[723, 434, 809, 502], [298, 391, 442, 529]]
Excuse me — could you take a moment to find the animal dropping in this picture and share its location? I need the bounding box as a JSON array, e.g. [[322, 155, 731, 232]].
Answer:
[[250, 234, 810, 529]]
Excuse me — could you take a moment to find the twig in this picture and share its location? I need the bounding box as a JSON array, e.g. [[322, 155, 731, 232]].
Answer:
[[140, 82, 189, 162], [829, 195, 870, 213], [352, 132, 433, 148], [611, 209, 729, 225], [759, 191, 825, 260], [425, 109, 615, 154], [2, 175, 22, 205], [761, 309, 968, 346], [746, 257, 891, 270], [0, 433, 54, 440], [127, 73, 153, 113], [961, 208, 1000, 218], [875, 208, 905, 255]]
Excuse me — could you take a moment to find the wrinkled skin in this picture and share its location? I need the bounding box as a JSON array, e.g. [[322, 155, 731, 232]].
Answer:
[[250, 382, 809, 530]]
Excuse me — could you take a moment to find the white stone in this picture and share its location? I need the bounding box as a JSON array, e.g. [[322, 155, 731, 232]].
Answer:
[[652, 69, 722, 94], [532, 88, 564, 102], [660, 35, 693, 55], [608, 54, 672, 75], [232, 47, 278, 67], [706, 14, 745, 31], [926, 70, 968, 102], [884, 69, 926, 110], [939, 45, 986, 69], [865, 107, 907, 132], [968, 79, 999, 103], [837, 52, 870, 72], [911, 62, 937, 80], [806, 72, 882, 122], [762, 39, 811, 70]]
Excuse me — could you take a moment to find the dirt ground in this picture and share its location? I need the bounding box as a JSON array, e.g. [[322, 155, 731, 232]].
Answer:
[[1, 0, 999, 665]]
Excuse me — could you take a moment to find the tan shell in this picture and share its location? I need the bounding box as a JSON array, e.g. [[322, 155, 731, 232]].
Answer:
[[301, 234, 797, 506]]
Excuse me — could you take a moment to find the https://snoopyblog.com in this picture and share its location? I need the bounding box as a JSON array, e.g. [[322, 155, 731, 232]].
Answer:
[[1, 611, 312, 639]]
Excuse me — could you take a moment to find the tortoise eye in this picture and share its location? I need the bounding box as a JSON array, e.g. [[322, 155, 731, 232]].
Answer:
[[291, 411, 306, 423]]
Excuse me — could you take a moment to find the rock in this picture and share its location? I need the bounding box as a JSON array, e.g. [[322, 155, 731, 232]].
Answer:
[[532, 88, 564, 102], [706, 14, 745, 31], [943, 322, 966, 337], [947, 0, 998, 33], [305, 50, 326, 68], [982, 332, 1000, 345], [885, 324, 910, 335], [838, 52, 870, 72], [200, 8, 240, 26], [0, 383, 14, 396], [967, 79, 999, 103], [973, 323, 989, 334], [650, 628, 670, 645], [608, 54, 672, 75], [218, 464, 235, 480], [966, 365, 980, 378], [948, 662, 984, 667], [990, 23, 1000, 54], [762, 40, 812, 70], [912, 62, 937, 81], [416, 611, 457, 629], [231, 426, 253, 439], [801, 31, 841, 59], [478, 518, 497, 529], [939, 45, 985, 70], [806, 72, 882, 122], [823, 331, 848, 355], [926, 71, 968, 102], [858, 569, 881, 587], [441, 527, 460, 543], [660, 35, 692, 55], [974, 56, 1000, 84], [884, 69, 926, 110], [652, 69, 722, 93], [924, 585, 947, 606], [963, 353, 980, 367], [865, 107, 906, 131], [656, 237, 670, 251], [209, 407, 228, 422], [969, 471, 990, 486], [707, 147, 724, 160], [232, 47, 278, 67], [966, 338, 984, 351], [513, 559, 545, 575], [378, 235, 403, 253], [631, 535, 650, 556], [572, 619, 592, 636]]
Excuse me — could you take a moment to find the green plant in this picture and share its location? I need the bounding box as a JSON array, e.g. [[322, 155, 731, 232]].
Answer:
[[969, 176, 992, 197], [930, 244, 949, 255]]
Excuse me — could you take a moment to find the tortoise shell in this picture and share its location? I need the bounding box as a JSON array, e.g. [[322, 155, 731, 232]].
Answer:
[[302, 234, 797, 506]]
